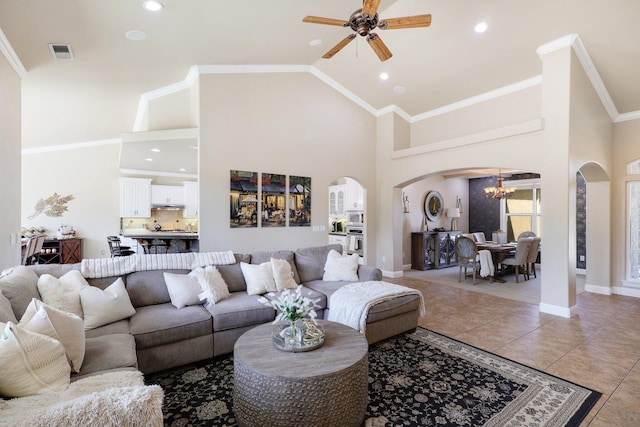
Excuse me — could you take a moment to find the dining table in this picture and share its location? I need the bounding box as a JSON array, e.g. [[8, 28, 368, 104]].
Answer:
[[475, 241, 518, 283]]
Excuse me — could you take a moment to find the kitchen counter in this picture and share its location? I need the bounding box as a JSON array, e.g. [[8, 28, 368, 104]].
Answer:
[[122, 229, 199, 253], [123, 230, 199, 239]]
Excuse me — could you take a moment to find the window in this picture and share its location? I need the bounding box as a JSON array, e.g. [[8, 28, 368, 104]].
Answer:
[[502, 181, 541, 241], [628, 180, 640, 283]]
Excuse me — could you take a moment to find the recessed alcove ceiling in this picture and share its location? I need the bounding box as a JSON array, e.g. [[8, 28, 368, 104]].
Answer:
[[2, 0, 640, 151]]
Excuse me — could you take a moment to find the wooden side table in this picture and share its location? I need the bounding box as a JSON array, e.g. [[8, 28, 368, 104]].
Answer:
[[233, 320, 368, 427]]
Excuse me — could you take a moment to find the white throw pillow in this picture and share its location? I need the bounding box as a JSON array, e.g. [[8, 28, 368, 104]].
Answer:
[[19, 299, 86, 373], [322, 249, 360, 282], [195, 266, 231, 305], [240, 262, 276, 295], [36, 270, 89, 318], [0, 321, 70, 398], [271, 258, 298, 291], [80, 278, 136, 330], [163, 272, 202, 309]]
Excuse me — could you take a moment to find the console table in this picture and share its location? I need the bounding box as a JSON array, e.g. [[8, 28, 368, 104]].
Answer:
[[411, 231, 461, 270], [233, 320, 368, 427], [39, 238, 83, 264]]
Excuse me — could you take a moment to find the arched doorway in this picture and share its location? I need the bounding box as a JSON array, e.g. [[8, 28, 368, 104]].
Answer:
[[328, 177, 365, 260], [578, 162, 612, 295]]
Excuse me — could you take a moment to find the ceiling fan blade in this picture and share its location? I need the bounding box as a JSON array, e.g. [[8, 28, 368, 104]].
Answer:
[[367, 33, 392, 61], [303, 16, 348, 26], [322, 34, 357, 59], [378, 14, 432, 30], [362, 0, 382, 16]]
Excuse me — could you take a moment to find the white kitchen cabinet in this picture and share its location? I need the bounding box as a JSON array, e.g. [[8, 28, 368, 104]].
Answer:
[[344, 177, 364, 210], [183, 181, 199, 218], [329, 185, 345, 216], [120, 178, 152, 217], [151, 185, 185, 206], [328, 234, 347, 252]]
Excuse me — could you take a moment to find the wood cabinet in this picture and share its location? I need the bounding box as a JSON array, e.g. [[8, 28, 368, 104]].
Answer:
[[411, 231, 461, 270], [151, 185, 185, 206], [183, 181, 199, 218], [39, 238, 83, 264], [120, 178, 152, 217]]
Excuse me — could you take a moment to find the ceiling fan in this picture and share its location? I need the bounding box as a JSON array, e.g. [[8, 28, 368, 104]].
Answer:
[[303, 0, 431, 62]]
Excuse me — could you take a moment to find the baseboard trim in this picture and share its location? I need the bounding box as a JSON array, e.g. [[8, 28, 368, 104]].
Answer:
[[539, 302, 577, 318], [613, 286, 640, 298], [382, 269, 404, 278], [585, 284, 612, 295]]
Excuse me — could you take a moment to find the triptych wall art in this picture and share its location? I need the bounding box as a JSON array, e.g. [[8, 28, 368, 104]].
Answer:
[[229, 170, 311, 228]]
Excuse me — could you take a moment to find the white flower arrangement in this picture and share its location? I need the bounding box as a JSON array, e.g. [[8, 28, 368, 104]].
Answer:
[[258, 285, 320, 324]]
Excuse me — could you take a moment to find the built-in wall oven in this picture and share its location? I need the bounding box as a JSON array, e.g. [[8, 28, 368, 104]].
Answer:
[[346, 225, 364, 257]]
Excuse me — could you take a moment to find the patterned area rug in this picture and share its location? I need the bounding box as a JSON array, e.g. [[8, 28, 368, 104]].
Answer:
[[146, 327, 601, 427]]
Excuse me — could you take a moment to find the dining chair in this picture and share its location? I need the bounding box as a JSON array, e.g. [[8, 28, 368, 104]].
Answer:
[[500, 237, 532, 283], [30, 235, 45, 265], [472, 232, 487, 243], [21, 237, 37, 265], [455, 236, 480, 285], [107, 236, 135, 257], [517, 231, 536, 240], [525, 237, 541, 280]]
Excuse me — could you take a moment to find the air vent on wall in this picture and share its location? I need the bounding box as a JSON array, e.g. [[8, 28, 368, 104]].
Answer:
[[48, 43, 74, 60]]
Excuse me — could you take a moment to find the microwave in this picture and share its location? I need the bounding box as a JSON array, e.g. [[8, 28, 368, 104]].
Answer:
[[346, 210, 364, 226]]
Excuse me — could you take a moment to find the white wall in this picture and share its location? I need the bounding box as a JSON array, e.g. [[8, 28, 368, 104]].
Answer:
[[197, 72, 378, 257], [21, 143, 122, 259], [0, 52, 21, 269]]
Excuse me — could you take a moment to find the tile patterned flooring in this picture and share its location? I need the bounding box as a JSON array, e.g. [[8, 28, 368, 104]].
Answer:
[[385, 274, 640, 426]]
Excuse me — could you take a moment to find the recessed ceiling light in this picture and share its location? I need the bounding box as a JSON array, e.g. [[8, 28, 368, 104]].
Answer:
[[309, 39, 323, 47], [474, 22, 488, 33], [394, 86, 406, 94], [143, 1, 164, 12], [379, 72, 389, 81], [145, 158, 153, 162], [125, 30, 148, 41], [150, 148, 160, 153], [179, 168, 187, 172]]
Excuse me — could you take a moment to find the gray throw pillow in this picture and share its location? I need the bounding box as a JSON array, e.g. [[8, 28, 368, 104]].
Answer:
[[0, 266, 40, 320], [0, 289, 18, 323]]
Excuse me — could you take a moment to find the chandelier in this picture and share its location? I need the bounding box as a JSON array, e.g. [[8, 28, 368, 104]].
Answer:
[[484, 171, 516, 199]]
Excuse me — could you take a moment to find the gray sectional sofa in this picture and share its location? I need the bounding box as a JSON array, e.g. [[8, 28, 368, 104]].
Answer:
[[1, 244, 423, 377]]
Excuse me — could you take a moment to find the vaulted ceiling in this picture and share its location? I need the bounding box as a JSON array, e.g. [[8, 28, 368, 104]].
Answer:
[[2, 0, 640, 149]]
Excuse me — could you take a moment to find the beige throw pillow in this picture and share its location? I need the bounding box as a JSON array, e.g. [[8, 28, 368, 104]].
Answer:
[[80, 278, 136, 330], [240, 262, 276, 295], [322, 249, 360, 282], [271, 258, 298, 291], [0, 321, 70, 398], [36, 270, 89, 318], [19, 299, 86, 373], [194, 266, 231, 305]]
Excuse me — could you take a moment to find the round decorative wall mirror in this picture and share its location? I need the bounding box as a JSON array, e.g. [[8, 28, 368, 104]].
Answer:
[[424, 191, 444, 221]]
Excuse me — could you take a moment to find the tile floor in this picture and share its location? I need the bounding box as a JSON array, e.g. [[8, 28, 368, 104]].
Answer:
[[385, 274, 640, 426]]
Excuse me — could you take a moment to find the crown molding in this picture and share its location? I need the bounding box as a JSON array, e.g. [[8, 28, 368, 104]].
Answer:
[[0, 26, 26, 78], [411, 76, 543, 123], [536, 33, 639, 123]]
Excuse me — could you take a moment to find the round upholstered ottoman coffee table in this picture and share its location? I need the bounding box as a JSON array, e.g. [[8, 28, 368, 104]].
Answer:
[[233, 320, 368, 427]]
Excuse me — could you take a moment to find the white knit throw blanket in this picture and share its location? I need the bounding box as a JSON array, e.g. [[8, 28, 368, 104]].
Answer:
[[81, 251, 237, 278], [478, 250, 495, 277], [327, 281, 426, 334]]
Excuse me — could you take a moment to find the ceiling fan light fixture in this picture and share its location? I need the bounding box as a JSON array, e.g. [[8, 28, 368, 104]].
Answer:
[[309, 39, 323, 47]]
